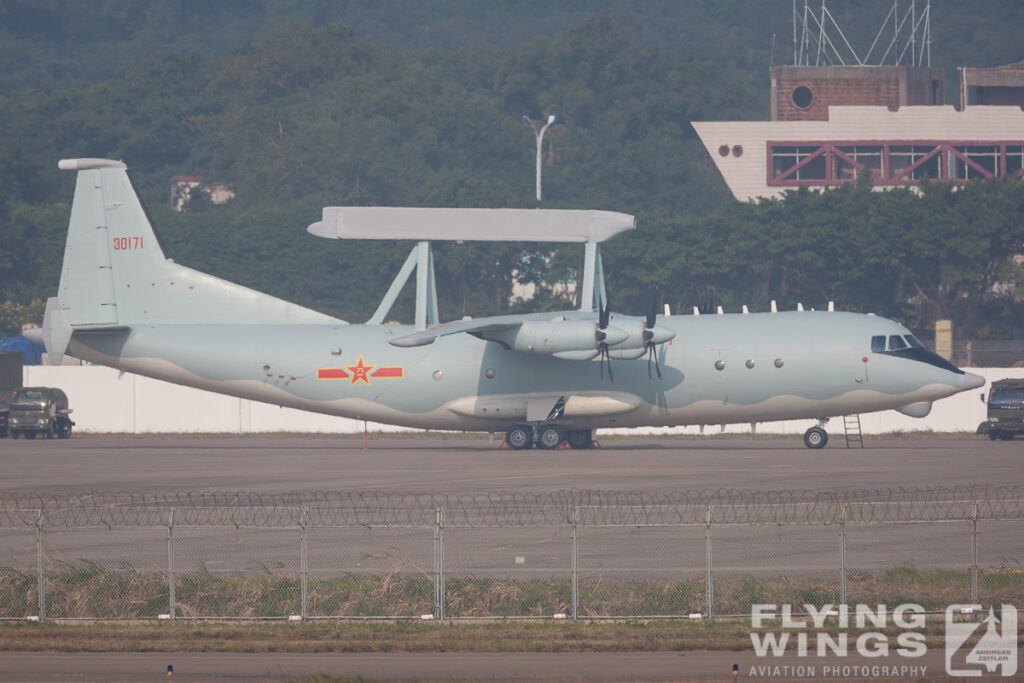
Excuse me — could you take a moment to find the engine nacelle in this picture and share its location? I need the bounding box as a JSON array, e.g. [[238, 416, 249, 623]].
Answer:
[[482, 319, 628, 355], [603, 316, 676, 351], [608, 347, 647, 360], [553, 349, 599, 361]]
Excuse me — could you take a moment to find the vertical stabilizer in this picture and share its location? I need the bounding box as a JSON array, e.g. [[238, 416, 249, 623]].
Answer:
[[57, 159, 135, 326], [55, 158, 340, 327]]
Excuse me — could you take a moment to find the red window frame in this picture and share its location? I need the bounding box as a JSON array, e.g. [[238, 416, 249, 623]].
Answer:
[[767, 140, 1024, 187]]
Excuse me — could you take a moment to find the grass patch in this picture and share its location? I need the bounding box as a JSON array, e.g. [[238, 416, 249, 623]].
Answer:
[[2, 561, 1019, 619], [0, 619, 977, 654]]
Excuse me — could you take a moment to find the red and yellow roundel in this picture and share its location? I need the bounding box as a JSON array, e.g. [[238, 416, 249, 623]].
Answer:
[[317, 355, 404, 385]]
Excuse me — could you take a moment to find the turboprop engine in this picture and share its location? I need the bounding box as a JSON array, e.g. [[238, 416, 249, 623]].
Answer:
[[606, 316, 676, 359], [481, 318, 628, 357]]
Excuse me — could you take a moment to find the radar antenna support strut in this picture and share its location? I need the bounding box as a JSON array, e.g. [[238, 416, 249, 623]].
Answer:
[[367, 241, 439, 330], [579, 241, 607, 313]]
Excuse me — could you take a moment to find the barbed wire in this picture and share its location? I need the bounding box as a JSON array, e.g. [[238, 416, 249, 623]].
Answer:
[[1, 486, 1022, 528]]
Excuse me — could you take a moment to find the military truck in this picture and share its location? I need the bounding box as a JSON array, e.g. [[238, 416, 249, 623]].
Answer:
[[979, 378, 1024, 441], [8, 387, 74, 439], [0, 351, 21, 438]]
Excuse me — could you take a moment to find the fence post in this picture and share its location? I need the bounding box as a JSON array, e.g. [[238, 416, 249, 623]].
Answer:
[[168, 508, 175, 619], [571, 506, 579, 620], [971, 501, 979, 610], [839, 503, 847, 608], [434, 507, 445, 620], [36, 510, 45, 621], [705, 505, 713, 620], [300, 508, 308, 621]]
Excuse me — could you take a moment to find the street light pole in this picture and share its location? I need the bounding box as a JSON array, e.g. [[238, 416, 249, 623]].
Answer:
[[523, 114, 557, 206]]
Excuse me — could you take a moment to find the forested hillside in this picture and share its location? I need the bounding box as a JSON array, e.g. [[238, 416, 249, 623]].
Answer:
[[1, 1, 1022, 340]]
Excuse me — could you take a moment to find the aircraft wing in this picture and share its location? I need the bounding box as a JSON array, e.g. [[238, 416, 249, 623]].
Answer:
[[389, 317, 523, 348], [388, 310, 672, 362]]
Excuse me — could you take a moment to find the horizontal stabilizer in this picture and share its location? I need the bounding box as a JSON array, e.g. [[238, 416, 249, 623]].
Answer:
[[309, 207, 635, 244]]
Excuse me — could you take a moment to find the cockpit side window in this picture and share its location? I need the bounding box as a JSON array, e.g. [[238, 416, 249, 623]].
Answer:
[[888, 335, 908, 351], [871, 336, 886, 352], [905, 335, 925, 349]]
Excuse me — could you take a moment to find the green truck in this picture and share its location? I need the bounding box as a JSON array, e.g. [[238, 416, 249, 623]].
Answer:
[[0, 351, 20, 438], [8, 387, 74, 439], [979, 378, 1024, 441]]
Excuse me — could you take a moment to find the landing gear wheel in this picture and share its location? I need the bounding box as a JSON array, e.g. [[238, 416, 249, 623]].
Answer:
[[506, 424, 533, 450], [803, 427, 828, 449], [567, 429, 593, 449], [537, 425, 565, 450]]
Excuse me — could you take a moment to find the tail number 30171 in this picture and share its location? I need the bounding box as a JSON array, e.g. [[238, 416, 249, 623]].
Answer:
[[113, 236, 144, 251]]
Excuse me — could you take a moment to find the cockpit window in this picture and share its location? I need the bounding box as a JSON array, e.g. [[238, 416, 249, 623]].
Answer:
[[868, 330, 964, 374]]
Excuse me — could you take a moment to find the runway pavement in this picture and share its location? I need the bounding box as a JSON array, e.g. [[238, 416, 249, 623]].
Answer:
[[1, 436, 1018, 681], [0, 435, 1018, 495], [0, 650, 950, 682]]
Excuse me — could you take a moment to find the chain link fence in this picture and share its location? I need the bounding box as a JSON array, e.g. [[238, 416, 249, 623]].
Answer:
[[1, 488, 1022, 620]]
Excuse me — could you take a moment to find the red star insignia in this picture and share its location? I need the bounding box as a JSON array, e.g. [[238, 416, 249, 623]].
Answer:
[[346, 355, 375, 385]]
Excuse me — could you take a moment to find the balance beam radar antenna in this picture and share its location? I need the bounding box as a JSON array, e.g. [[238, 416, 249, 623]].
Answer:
[[308, 207, 635, 328]]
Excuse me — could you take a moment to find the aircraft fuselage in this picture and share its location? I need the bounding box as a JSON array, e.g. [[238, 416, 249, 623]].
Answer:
[[68, 310, 976, 432]]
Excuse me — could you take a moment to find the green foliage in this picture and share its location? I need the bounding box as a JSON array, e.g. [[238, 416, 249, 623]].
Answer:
[[0, 5, 1022, 339], [0, 299, 45, 339]]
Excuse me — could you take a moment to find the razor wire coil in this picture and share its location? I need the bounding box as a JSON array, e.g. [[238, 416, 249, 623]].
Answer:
[[1, 486, 1023, 528]]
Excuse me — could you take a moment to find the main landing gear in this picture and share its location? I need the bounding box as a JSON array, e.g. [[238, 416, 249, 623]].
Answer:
[[505, 424, 594, 450]]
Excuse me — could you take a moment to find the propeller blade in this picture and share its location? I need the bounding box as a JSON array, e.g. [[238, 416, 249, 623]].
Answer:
[[599, 341, 614, 382], [646, 299, 657, 330], [647, 342, 662, 381]]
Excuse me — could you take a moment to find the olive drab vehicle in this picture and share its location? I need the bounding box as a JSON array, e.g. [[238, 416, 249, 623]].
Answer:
[[979, 378, 1024, 441], [0, 351, 20, 438], [8, 387, 74, 439]]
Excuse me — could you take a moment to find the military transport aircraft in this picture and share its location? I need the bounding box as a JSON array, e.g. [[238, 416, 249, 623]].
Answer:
[[37, 158, 984, 449]]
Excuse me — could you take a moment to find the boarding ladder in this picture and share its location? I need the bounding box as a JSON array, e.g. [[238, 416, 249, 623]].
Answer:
[[843, 414, 864, 448]]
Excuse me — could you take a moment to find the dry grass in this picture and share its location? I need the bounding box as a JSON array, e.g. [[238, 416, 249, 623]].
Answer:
[[3, 562, 1021, 620], [0, 618, 974, 654]]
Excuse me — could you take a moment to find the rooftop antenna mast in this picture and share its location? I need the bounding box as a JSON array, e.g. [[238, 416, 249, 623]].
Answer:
[[793, 0, 930, 67]]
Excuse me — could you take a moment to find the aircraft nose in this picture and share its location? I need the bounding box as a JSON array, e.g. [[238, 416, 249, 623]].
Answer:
[[962, 372, 985, 390]]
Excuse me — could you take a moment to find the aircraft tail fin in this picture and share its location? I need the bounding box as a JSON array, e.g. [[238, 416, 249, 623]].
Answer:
[[54, 158, 339, 334]]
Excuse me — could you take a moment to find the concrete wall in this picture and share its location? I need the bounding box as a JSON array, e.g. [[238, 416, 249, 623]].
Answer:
[[23, 365, 1023, 436]]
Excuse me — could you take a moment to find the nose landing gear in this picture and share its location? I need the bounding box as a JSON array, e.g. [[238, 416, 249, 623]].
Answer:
[[803, 426, 829, 449]]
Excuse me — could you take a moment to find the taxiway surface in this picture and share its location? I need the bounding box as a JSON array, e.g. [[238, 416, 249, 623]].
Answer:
[[0, 435, 1016, 495]]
